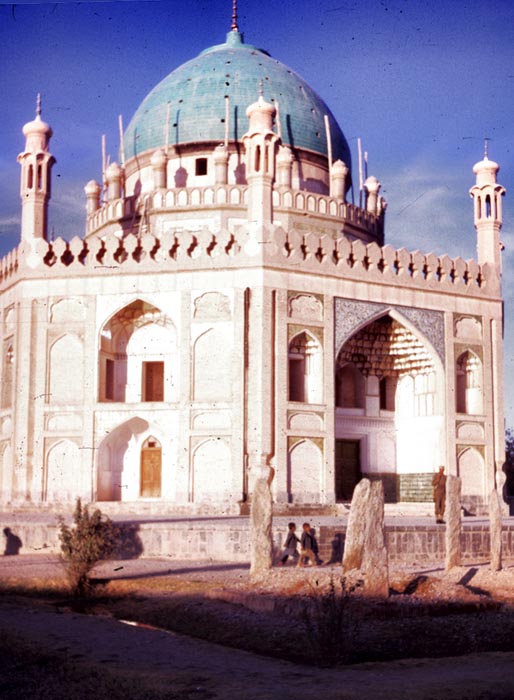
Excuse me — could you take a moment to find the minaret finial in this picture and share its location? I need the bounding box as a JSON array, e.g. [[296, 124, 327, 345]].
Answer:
[[484, 137, 490, 159], [258, 79, 263, 98], [36, 93, 42, 117], [231, 0, 238, 31]]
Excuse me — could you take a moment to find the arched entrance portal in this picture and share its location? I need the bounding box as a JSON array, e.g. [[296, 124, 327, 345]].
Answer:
[[97, 417, 169, 501], [335, 313, 444, 502], [140, 437, 162, 497]]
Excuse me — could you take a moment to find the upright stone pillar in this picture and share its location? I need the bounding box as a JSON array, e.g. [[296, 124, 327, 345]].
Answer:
[[343, 478, 389, 596], [250, 473, 273, 579], [445, 475, 462, 570], [342, 478, 369, 572], [489, 488, 502, 571]]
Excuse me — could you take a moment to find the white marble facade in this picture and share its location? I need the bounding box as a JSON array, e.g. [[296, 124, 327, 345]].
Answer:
[[0, 26, 506, 514]]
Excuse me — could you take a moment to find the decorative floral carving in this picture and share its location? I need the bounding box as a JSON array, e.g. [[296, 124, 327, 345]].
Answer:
[[193, 291, 231, 320], [455, 316, 482, 341], [334, 298, 445, 365], [289, 294, 323, 321]]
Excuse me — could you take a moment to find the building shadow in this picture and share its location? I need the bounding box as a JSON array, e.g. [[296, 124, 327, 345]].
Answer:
[[3, 527, 22, 555]]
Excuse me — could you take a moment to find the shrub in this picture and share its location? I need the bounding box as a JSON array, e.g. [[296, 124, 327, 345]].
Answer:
[[303, 576, 358, 666], [58, 498, 119, 598]]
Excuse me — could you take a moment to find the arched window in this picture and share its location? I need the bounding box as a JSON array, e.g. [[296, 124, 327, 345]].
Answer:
[[254, 145, 261, 173], [379, 375, 397, 411], [288, 332, 322, 404], [336, 363, 365, 408], [456, 350, 483, 415]]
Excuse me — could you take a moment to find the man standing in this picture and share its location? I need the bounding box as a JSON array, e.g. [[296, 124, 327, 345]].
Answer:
[[432, 465, 446, 524]]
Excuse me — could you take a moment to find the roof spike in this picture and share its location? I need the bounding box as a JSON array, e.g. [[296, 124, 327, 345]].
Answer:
[[484, 137, 490, 159], [231, 0, 238, 31], [258, 79, 264, 98], [36, 93, 42, 117]]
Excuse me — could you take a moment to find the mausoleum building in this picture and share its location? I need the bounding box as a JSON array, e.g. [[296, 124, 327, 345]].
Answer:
[[0, 19, 506, 514]]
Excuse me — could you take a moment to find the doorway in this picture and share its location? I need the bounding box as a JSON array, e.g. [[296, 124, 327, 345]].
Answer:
[[140, 437, 162, 497], [335, 439, 361, 501]]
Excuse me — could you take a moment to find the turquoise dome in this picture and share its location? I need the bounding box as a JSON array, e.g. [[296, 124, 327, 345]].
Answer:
[[124, 30, 351, 169]]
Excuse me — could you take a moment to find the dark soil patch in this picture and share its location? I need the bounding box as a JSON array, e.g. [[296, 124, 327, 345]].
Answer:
[[81, 585, 514, 666]]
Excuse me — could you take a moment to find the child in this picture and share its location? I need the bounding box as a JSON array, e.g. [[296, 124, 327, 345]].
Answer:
[[297, 522, 318, 567], [280, 522, 300, 565]]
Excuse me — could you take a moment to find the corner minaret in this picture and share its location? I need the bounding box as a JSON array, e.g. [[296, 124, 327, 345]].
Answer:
[[469, 146, 506, 270], [17, 95, 55, 242]]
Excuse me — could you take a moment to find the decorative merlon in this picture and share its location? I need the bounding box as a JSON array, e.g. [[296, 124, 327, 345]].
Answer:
[[0, 226, 500, 298]]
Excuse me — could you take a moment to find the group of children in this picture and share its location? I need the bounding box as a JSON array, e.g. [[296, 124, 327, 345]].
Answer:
[[279, 522, 322, 567]]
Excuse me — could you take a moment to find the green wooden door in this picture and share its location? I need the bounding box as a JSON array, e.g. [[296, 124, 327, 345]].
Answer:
[[335, 439, 361, 501]]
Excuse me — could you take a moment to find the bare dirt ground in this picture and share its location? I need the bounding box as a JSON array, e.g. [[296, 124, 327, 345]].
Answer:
[[2, 555, 514, 699]]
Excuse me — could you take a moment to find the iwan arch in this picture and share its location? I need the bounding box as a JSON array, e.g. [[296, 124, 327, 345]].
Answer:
[[0, 17, 506, 515]]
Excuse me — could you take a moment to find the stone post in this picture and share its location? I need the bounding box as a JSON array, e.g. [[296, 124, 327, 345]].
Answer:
[[343, 478, 389, 596], [342, 478, 369, 572], [250, 473, 273, 579], [489, 487, 502, 571], [445, 475, 462, 570]]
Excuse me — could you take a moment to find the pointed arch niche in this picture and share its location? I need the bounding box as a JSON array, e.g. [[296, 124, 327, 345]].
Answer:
[[287, 439, 322, 504], [192, 438, 232, 502], [457, 447, 485, 497], [288, 331, 323, 404], [45, 439, 83, 502], [335, 313, 445, 493], [97, 417, 171, 501], [98, 300, 177, 403], [193, 328, 232, 402], [0, 442, 13, 503], [48, 335, 84, 405], [455, 350, 483, 415]]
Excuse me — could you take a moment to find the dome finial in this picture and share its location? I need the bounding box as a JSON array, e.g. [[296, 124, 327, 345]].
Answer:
[[258, 79, 263, 97], [36, 93, 42, 117], [484, 137, 490, 160], [231, 0, 238, 31]]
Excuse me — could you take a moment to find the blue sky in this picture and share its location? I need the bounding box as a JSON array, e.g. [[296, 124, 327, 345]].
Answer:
[[1, 0, 514, 424]]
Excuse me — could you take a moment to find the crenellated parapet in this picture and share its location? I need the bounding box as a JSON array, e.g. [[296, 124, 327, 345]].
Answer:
[[0, 225, 499, 298]]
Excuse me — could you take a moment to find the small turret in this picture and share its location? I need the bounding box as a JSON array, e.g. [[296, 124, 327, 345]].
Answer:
[[276, 145, 293, 189], [84, 180, 101, 215], [330, 160, 349, 201], [364, 175, 381, 215], [17, 95, 55, 242], [242, 90, 279, 224], [105, 162, 123, 201], [151, 149, 167, 189], [469, 147, 506, 270], [213, 144, 229, 185]]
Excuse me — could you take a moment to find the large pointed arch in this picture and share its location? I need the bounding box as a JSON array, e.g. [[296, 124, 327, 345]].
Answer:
[[98, 299, 177, 403], [335, 306, 444, 375], [335, 309, 446, 500], [96, 417, 172, 502]]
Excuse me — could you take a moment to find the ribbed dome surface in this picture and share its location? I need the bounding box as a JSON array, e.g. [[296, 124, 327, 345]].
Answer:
[[124, 30, 351, 168]]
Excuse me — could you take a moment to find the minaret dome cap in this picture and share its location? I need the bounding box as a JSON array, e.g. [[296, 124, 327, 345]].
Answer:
[[22, 95, 52, 138]]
